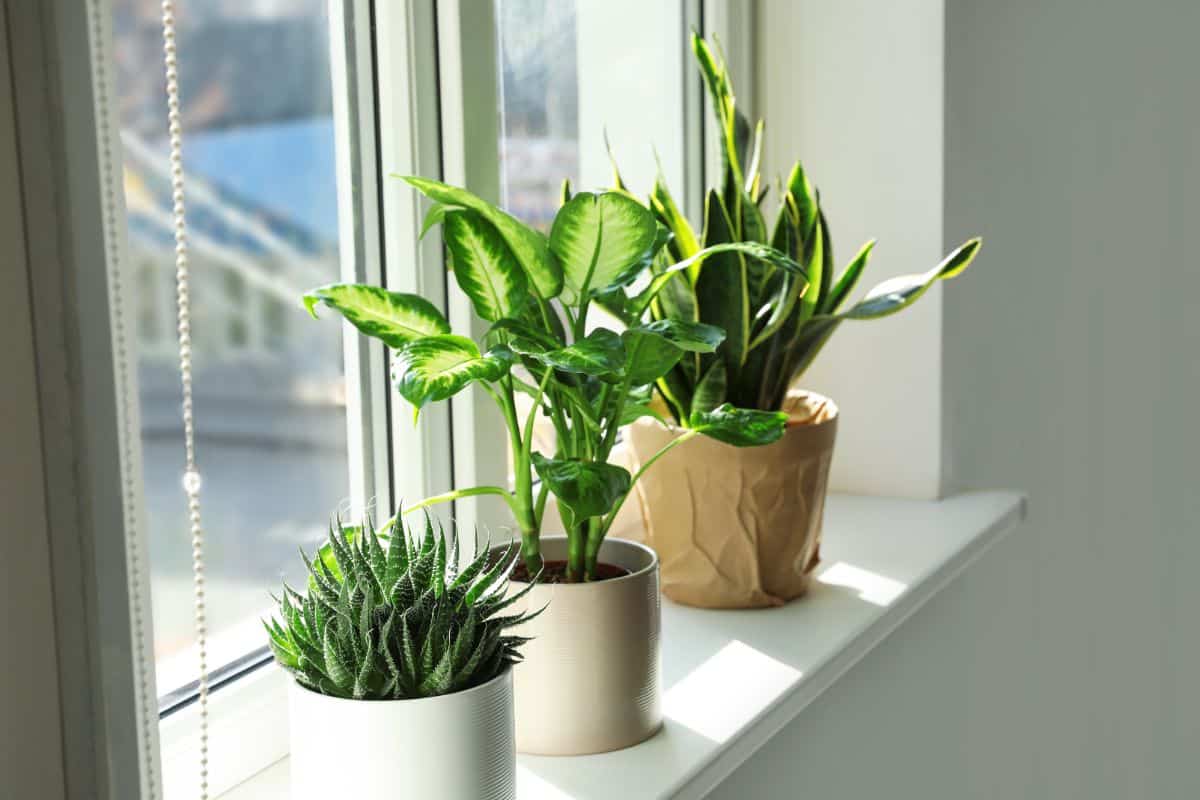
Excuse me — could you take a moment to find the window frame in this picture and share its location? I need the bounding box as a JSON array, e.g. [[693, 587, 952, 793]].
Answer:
[[11, 0, 744, 796]]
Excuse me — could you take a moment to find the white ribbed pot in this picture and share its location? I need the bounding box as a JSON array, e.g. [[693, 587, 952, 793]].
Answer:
[[288, 668, 514, 800], [501, 536, 661, 755]]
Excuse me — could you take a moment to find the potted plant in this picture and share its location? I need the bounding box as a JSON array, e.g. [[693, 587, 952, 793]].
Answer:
[[602, 33, 983, 608], [303, 179, 798, 752], [265, 513, 535, 799]]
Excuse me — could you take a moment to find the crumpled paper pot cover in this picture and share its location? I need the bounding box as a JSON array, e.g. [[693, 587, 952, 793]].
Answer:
[[624, 391, 838, 608]]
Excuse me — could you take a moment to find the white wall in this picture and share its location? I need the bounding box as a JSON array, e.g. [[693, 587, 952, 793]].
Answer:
[[755, 0, 948, 500], [711, 1, 1200, 797], [940, 0, 1200, 795]]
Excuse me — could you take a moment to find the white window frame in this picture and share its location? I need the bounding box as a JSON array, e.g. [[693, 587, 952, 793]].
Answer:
[[7, 0, 747, 796]]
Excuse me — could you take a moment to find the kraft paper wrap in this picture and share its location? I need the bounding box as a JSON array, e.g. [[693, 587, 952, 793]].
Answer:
[[624, 391, 838, 608]]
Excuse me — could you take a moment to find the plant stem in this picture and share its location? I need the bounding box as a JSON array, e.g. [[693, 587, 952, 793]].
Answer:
[[598, 429, 699, 537], [566, 524, 586, 582], [401, 485, 516, 516]]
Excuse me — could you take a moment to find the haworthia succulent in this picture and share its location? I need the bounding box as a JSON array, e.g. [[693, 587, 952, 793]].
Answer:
[[266, 514, 540, 700]]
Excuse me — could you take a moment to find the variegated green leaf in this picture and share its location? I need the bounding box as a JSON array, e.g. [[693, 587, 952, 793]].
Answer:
[[531, 453, 632, 526], [403, 175, 563, 299], [621, 327, 685, 385], [303, 283, 450, 349], [550, 191, 659, 304], [635, 319, 725, 353], [391, 335, 514, 410], [690, 403, 788, 447], [442, 209, 529, 321], [526, 328, 625, 381]]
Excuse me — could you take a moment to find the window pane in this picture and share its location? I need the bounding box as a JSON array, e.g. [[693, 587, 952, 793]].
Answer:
[[111, 0, 350, 698], [496, 0, 692, 231]]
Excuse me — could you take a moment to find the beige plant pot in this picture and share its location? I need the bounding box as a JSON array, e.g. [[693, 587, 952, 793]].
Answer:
[[624, 391, 838, 609], [500, 536, 661, 755]]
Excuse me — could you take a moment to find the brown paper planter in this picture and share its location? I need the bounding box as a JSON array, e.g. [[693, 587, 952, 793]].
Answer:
[[624, 391, 838, 609]]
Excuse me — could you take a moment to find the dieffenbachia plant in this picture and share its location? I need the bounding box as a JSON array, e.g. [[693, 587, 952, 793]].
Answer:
[[600, 33, 982, 419], [266, 513, 536, 700], [304, 177, 803, 580]]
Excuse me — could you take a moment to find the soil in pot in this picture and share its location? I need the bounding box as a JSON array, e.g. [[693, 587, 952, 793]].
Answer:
[[511, 559, 630, 583]]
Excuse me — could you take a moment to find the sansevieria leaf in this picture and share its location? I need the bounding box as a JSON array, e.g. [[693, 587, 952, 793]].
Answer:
[[391, 335, 514, 411], [550, 191, 659, 304], [834, 238, 982, 320], [441, 209, 529, 322], [304, 283, 450, 349], [402, 176, 563, 299]]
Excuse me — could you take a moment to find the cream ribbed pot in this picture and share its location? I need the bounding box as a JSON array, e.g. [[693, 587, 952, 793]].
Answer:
[[502, 536, 662, 755]]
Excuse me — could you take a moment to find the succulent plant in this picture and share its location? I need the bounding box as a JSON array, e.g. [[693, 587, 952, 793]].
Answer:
[[265, 513, 537, 700]]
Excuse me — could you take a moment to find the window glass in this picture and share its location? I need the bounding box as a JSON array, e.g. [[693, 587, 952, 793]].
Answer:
[[111, 0, 349, 698], [495, 0, 692, 228]]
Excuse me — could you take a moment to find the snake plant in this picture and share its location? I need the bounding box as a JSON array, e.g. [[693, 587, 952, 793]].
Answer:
[[602, 33, 982, 419], [304, 179, 803, 581], [265, 513, 537, 700]]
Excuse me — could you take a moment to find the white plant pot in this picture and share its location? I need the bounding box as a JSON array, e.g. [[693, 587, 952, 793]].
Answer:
[[288, 669, 514, 800], [502, 535, 662, 755]]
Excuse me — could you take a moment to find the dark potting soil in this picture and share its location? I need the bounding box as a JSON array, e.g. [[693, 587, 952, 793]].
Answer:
[[512, 559, 631, 584]]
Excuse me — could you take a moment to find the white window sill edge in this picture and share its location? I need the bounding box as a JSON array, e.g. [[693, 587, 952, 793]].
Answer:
[[208, 490, 1026, 800]]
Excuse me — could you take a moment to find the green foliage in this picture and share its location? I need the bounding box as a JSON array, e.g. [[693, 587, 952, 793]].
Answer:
[[265, 514, 537, 700], [306, 176, 797, 580], [605, 32, 983, 420]]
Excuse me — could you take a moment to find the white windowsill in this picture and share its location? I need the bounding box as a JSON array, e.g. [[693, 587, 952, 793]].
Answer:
[[218, 490, 1026, 800]]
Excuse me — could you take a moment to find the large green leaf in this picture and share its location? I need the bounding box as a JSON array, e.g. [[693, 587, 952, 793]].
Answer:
[[621, 327, 685, 385], [402, 176, 562, 299], [392, 335, 514, 410], [689, 403, 788, 447], [530, 453, 631, 525], [441, 209, 529, 322], [303, 283, 449, 349], [635, 319, 725, 352], [550, 191, 658, 304], [836, 238, 982, 320], [527, 328, 625, 381]]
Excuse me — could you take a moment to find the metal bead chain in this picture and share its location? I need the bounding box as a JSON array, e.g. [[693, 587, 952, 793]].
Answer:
[[161, 2, 209, 797]]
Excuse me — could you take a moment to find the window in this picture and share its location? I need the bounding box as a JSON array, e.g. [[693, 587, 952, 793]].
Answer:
[[112, 0, 351, 702], [102, 0, 709, 794]]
